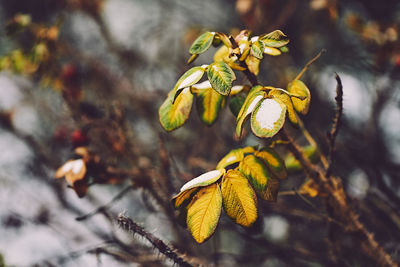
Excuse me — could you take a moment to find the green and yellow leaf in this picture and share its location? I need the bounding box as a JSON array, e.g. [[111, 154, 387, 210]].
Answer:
[[221, 170, 258, 227], [189, 31, 216, 55], [187, 183, 222, 243], [180, 169, 225, 192], [260, 30, 289, 48], [207, 61, 236, 96], [264, 46, 282, 56], [254, 147, 287, 179], [239, 155, 273, 199], [250, 97, 287, 138], [284, 145, 320, 173], [175, 66, 206, 91], [159, 87, 194, 131], [250, 40, 265, 59], [268, 89, 299, 127], [195, 81, 225, 125], [216, 146, 256, 170], [236, 90, 265, 138], [172, 187, 198, 209], [287, 80, 311, 115]]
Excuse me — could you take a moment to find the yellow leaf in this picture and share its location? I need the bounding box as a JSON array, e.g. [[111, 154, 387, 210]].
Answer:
[[221, 170, 258, 226], [216, 146, 255, 170], [236, 90, 265, 138], [245, 54, 260, 75], [254, 147, 287, 179], [195, 83, 225, 125], [187, 183, 222, 243], [172, 187, 198, 209], [299, 179, 319, 198], [287, 80, 311, 115]]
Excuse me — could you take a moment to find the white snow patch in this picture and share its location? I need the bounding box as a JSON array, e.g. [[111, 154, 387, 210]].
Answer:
[[254, 99, 283, 130], [224, 155, 238, 165], [71, 159, 84, 174], [245, 95, 263, 117], [180, 169, 222, 192], [178, 70, 203, 89], [250, 36, 259, 43], [192, 80, 212, 90]]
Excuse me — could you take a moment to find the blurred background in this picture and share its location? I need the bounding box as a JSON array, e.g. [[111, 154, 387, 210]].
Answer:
[[0, 0, 399, 266]]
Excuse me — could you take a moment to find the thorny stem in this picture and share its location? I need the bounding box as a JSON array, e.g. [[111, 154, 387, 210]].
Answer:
[[326, 74, 343, 177], [117, 214, 194, 267]]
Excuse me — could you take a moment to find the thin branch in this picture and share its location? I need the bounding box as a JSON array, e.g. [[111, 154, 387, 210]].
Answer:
[[117, 214, 194, 267], [76, 185, 133, 221], [326, 74, 343, 177], [295, 49, 326, 80]]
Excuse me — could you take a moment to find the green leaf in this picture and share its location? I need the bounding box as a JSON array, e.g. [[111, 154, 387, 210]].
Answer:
[[263, 46, 282, 56], [287, 80, 311, 115], [260, 30, 289, 48], [239, 155, 275, 200], [189, 31, 216, 55], [174, 66, 206, 91], [180, 169, 225, 192], [195, 81, 225, 125], [268, 89, 298, 127], [207, 61, 236, 96], [221, 170, 258, 227], [250, 98, 287, 138], [229, 93, 246, 117], [254, 147, 287, 179], [159, 87, 194, 131], [236, 90, 265, 138], [250, 40, 265, 59], [216, 146, 256, 170], [187, 183, 222, 243]]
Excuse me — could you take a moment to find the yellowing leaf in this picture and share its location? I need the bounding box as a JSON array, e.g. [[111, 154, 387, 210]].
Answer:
[[187, 183, 222, 243], [180, 169, 225, 192], [260, 30, 289, 48], [221, 170, 258, 227], [159, 87, 194, 131], [189, 31, 216, 55], [195, 82, 225, 125], [239, 155, 273, 199], [245, 54, 260, 75], [236, 90, 265, 138], [268, 89, 299, 127], [216, 146, 255, 170], [250, 40, 265, 59], [230, 85, 249, 96], [172, 187, 198, 209], [299, 179, 319, 198], [213, 45, 230, 63], [55, 159, 87, 185], [263, 177, 280, 202], [264, 46, 282, 56], [175, 66, 206, 91], [250, 98, 287, 138], [254, 147, 287, 179], [207, 61, 236, 96], [287, 80, 311, 115]]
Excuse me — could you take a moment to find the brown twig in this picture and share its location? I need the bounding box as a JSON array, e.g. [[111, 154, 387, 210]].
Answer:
[[117, 213, 194, 267], [326, 74, 343, 177]]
